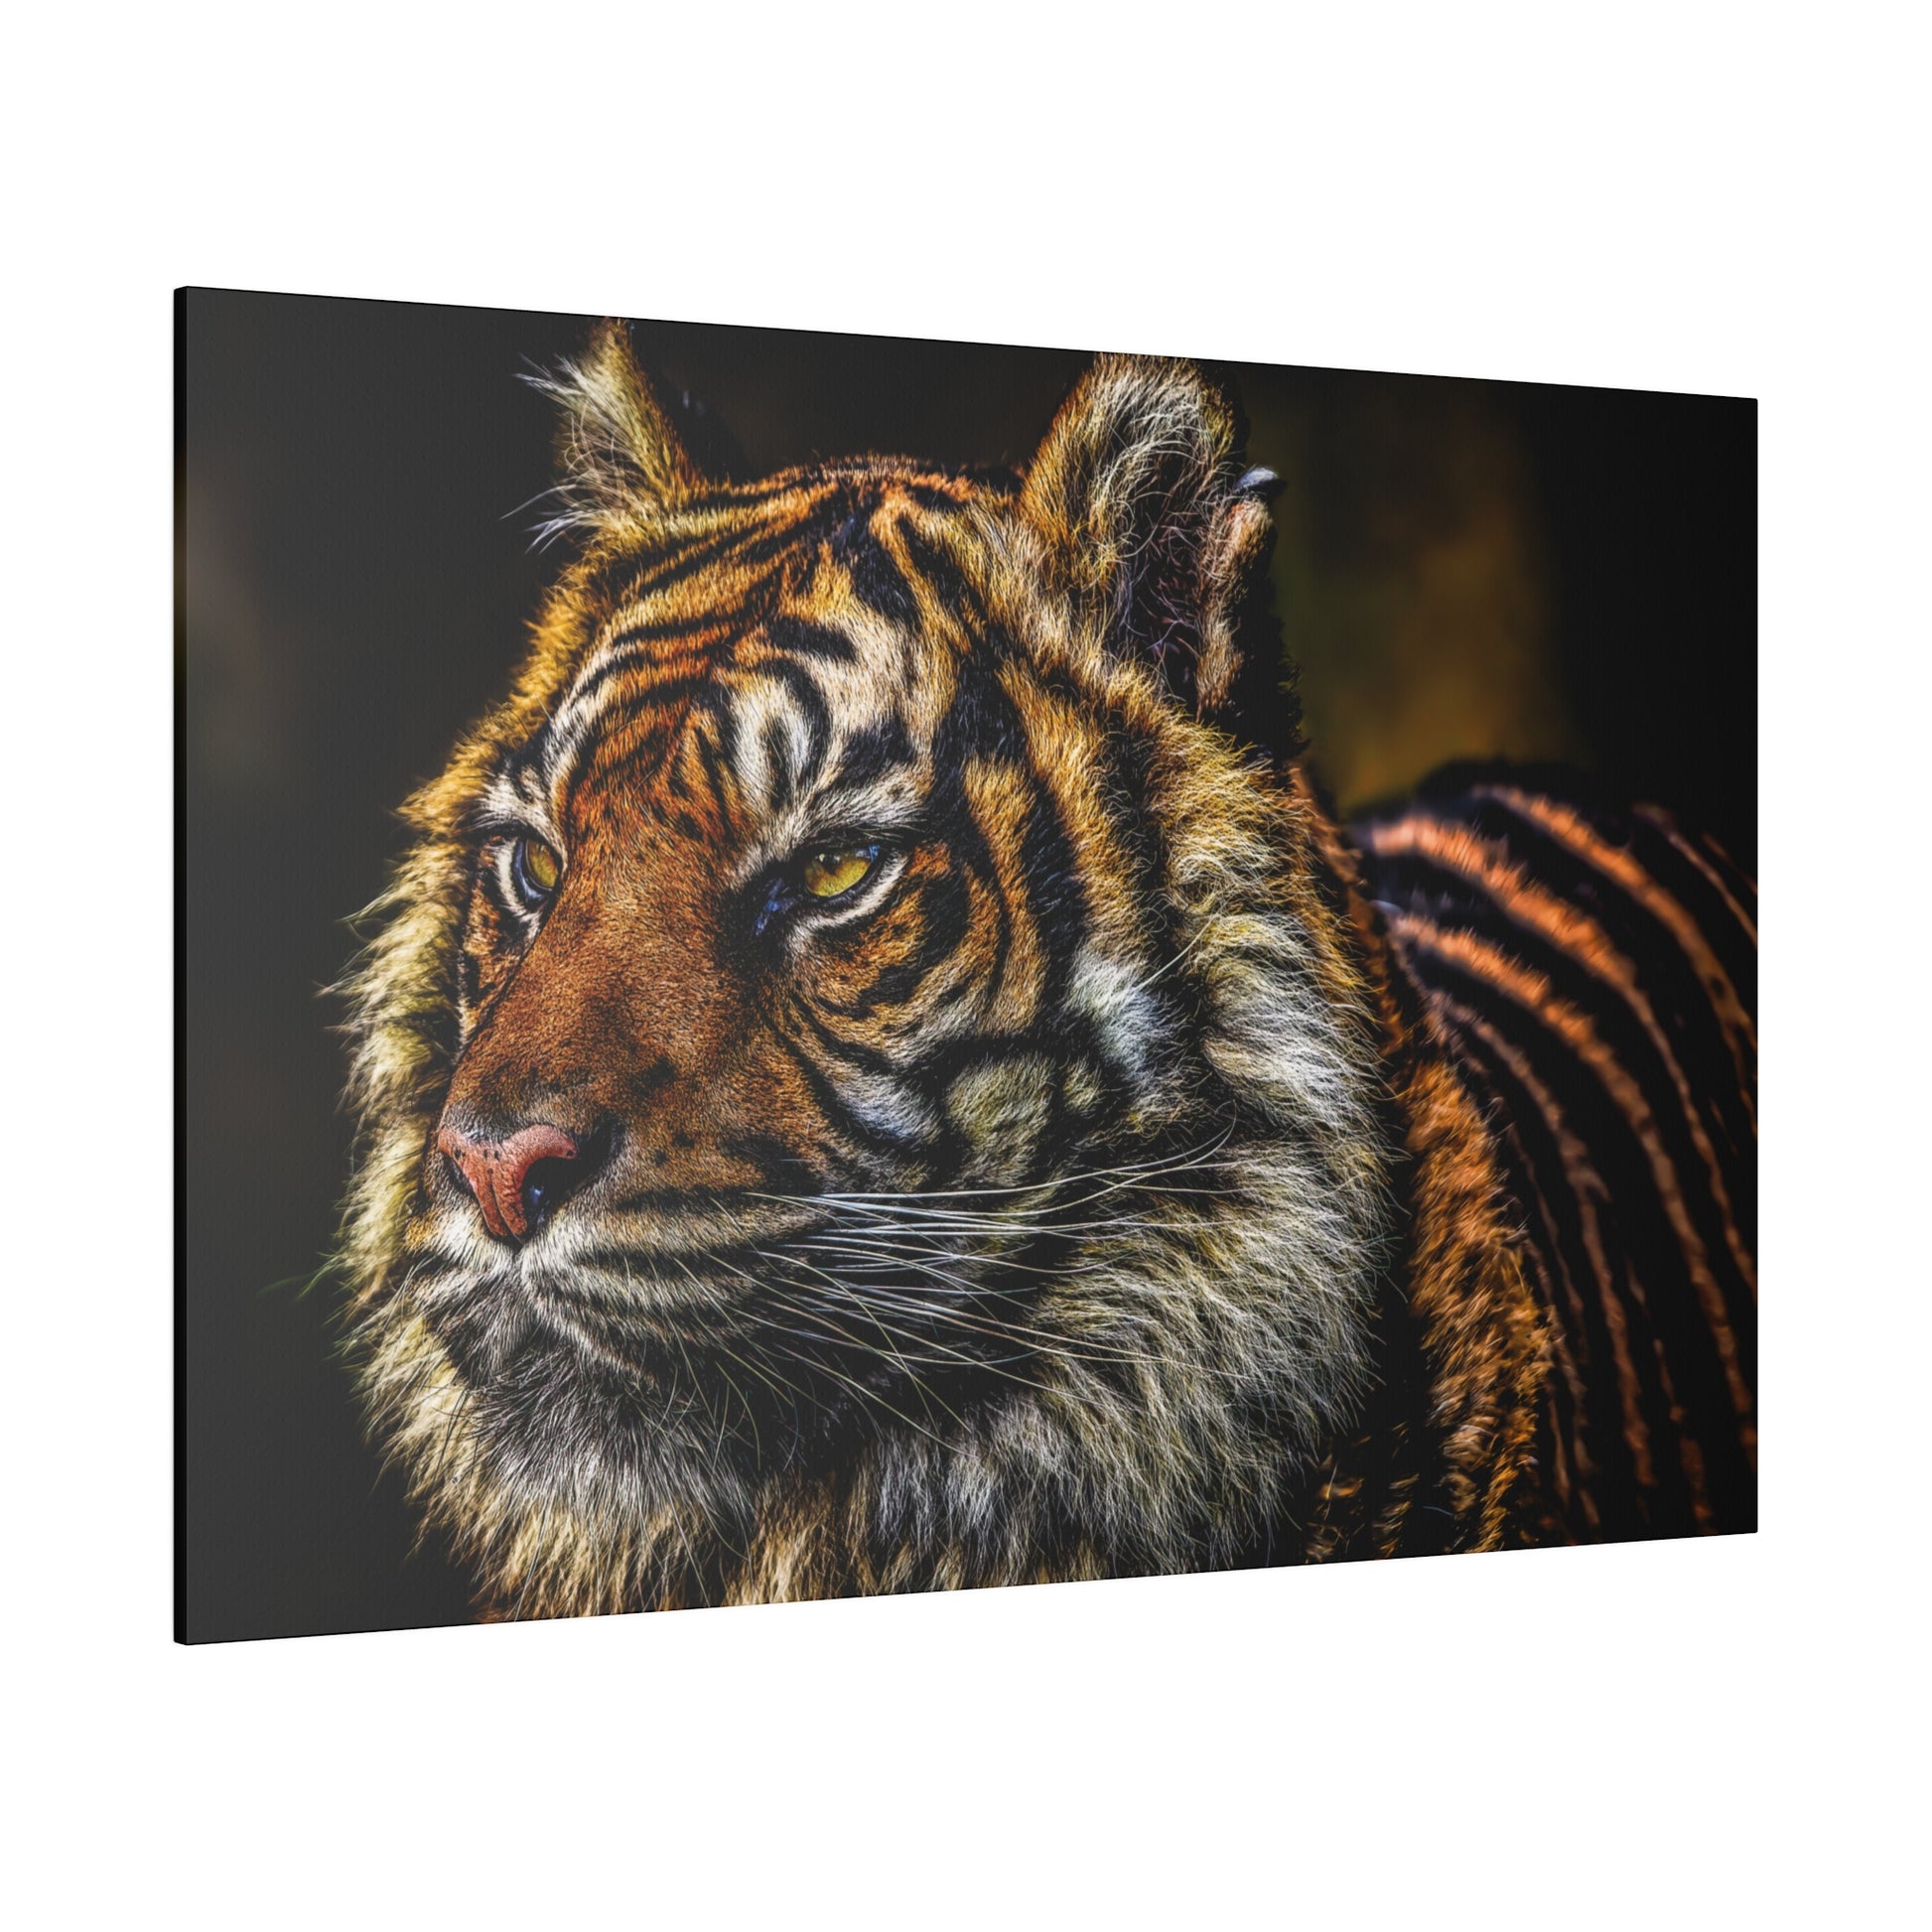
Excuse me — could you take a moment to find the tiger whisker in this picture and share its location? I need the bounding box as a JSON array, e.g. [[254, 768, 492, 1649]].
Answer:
[[726, 1238, 1085, 1419], [655, 1253, 767, 1472], [769, 1247, 1264, 1386], [769, 1284, 1091, 1405], [733, 1247, 948, 1401], [751, 1124, 1243, 1209], [760, 1331, 963, 1449]]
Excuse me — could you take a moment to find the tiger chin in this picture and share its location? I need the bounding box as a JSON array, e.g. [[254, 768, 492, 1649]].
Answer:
[[338, 323, 1756, 1620]]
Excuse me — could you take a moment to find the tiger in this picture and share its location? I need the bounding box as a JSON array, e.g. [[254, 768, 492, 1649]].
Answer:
[[338, 320, 1756, 1619]]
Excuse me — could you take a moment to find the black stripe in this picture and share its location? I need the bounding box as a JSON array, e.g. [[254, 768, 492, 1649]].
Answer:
[[1395, 850, 1757, 1391], [694, 714, 736, 822], [830, 713, 915, 793], [565, 672, 721, 745], [792, 1001, 908, 1078], [1369, 834, 1757, 1266], [835, 516, 920, 628], [562, 623, 735, 716], [1366, 816, 1755, 1260], [764, 615, 859, 663], [1395, 923, 1754, 1530], [775, 1030, 934, 1160], [1467, 790, 1757, 1066], [1423, 939, 1733, 1533], [743, 656, 833, 804], [935, 652, 1086, 1020], [902, 481, 981, 510], [899, 524, 982, 625], [1415, 797, 1758, 1241], [615, 519, 822, 604], [1433, 990, 1671, 1539], [818, 869, 975, 1022]]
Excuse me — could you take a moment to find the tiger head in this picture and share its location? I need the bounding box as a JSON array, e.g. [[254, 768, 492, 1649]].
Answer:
[[341, 323, 1399, 1614]]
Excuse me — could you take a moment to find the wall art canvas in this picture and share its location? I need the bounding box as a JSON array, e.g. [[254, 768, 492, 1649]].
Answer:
[[176, 289, 1756, 1641]]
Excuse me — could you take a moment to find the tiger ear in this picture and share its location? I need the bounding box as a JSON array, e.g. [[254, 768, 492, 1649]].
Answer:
[[530, 319, 704, 544], [1020, 355, 1276, 714]]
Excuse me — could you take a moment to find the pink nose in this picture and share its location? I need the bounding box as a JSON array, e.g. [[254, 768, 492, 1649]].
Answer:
[[437, 1123, 579, 1242]]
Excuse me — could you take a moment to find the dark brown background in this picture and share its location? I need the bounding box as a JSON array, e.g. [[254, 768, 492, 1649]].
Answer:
[[178, 289, 1754, 1641]]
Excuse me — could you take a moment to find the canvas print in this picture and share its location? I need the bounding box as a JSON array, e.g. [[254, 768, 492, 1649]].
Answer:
[[177, 290, 1755, 1640]]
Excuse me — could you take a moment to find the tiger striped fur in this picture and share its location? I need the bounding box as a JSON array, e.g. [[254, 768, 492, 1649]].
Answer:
[[1353, 780, 1757, 1543], [338, 323, 1757, 1618]]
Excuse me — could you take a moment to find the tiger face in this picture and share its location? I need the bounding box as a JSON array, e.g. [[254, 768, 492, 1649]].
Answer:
[[342, 325, 1399, 1613], [443, 475, 1139, 1228]]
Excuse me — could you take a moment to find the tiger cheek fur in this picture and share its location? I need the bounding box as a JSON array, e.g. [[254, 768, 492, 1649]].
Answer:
[[338, 323, 1755, 1620]]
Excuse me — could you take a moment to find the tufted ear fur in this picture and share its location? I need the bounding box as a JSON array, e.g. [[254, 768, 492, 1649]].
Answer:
[[1021, 355, 1277, 715], [528, 319, 704, 546]]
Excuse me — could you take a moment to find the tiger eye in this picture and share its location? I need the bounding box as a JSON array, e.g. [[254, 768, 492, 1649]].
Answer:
[[517, 836, 562, 896], [801, 844, 880, 898]]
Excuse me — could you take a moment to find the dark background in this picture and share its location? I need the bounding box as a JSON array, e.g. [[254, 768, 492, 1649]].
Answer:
[[179, 289, 1755, 1642]]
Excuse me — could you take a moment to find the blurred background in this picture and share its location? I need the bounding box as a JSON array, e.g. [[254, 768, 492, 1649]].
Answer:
[[179, 290, 1754, 1640]]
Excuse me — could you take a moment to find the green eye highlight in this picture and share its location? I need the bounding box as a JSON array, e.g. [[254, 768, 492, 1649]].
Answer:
[[801, 843, 881, 898], [513, 836, 562, 904]]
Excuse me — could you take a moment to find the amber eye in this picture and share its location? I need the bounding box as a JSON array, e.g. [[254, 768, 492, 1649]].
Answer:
[[511, 835, 562, 907], [801, 842, 882, 899]]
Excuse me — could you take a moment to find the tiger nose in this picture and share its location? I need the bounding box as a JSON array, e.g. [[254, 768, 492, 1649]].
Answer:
[[437, 1122, 583, 1243]]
